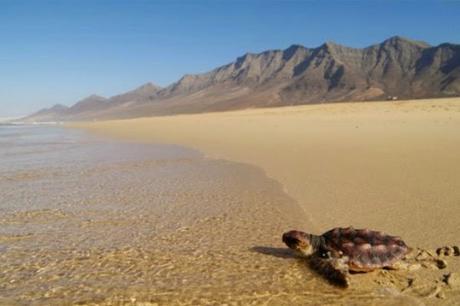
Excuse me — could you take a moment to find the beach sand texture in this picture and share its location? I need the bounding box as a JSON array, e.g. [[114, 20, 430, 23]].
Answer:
[[67, 97, 460, 304], [74, 98, 460, 248]]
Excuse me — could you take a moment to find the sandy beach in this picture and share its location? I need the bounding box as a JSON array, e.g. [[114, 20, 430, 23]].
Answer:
[[74, 98, 460, 247], [67, 97, 460, 304], [0, 101, 459, 305]]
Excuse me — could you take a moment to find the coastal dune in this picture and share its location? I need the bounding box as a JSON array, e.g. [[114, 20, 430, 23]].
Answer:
[[73, 98, 460, 249]]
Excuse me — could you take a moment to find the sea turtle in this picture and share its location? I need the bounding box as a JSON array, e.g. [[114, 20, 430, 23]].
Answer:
[[282, 227, 413, 286]]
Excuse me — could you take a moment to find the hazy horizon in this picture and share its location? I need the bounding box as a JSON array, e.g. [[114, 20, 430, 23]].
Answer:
[[1, 0, 459, 117]]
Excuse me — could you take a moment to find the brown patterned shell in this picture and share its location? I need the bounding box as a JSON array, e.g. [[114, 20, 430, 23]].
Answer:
[[321, 227, 410, 271]]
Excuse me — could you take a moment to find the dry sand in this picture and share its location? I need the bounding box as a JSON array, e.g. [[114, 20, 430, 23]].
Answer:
[[69, 97, 460, 304]]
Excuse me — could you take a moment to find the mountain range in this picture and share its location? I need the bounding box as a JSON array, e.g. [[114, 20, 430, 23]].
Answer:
[[26, 36, 460, 121]]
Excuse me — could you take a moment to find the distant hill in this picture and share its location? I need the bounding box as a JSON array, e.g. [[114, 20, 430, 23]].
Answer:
[[25, 36, 460, 121]]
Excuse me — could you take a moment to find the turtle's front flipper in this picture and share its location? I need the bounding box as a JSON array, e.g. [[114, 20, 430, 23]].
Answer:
[[309, 255, 350, 287]]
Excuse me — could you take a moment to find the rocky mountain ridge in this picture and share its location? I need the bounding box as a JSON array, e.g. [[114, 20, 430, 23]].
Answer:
[[26, 36, 460, 121]]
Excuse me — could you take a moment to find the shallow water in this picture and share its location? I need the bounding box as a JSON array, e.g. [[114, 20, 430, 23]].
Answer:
[[0, 126, 457, 305]]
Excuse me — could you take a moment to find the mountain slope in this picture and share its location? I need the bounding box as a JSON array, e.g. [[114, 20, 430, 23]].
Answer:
[[25, 36, 460, 121], [108, 82, 162, 106], [24, 104, 69, 122]]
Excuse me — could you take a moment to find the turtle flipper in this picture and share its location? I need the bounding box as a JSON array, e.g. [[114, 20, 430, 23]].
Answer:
[[309, 255, 350, 287]]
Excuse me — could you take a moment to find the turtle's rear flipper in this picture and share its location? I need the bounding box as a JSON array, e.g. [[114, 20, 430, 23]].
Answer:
[[309, 255, 350, 287]]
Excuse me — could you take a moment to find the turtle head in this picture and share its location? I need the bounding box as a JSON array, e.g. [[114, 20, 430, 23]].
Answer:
[[282, 230, 315, 256]]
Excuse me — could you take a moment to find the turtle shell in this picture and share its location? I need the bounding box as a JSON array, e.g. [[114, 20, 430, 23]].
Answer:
[[321, 227, 410, 271]]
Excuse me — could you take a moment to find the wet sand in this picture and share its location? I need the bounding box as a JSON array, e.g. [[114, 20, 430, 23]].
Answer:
[[0, 150, 312, 305], [69, 97, 460, 305], [1, 126, 320, 305]]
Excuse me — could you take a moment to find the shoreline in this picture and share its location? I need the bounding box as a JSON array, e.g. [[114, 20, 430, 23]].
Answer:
[[1, 126, 314, 304], [2, 109, 456, 304], [70, 97, 460, 248]]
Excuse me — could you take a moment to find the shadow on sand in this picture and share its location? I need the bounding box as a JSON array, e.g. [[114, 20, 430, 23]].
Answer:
[[251, 245, 348, 287], [250, 246, 297, 259]]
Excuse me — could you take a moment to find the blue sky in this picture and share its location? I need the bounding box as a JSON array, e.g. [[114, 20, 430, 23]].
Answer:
[[1, 0, 459, 117]]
